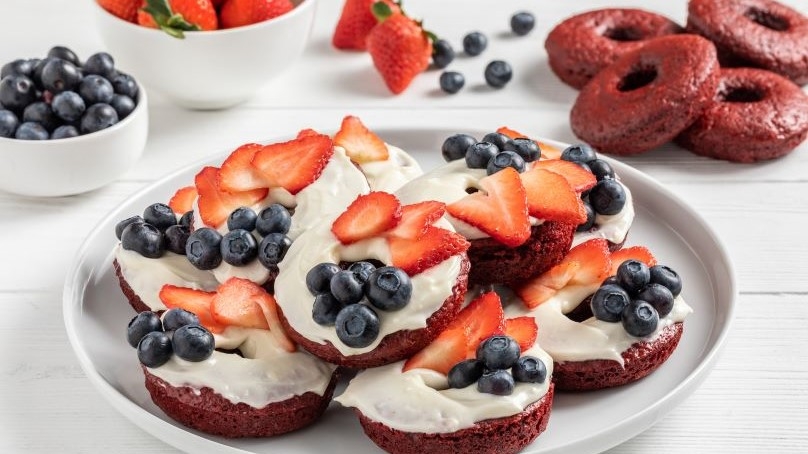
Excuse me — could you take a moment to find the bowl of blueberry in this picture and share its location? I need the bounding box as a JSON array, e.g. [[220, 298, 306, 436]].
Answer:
[[0, 46, 148, 197]]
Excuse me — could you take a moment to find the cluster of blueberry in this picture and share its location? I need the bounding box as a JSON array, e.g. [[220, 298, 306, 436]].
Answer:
[[116, 203, 192, 259], [435, 11, 535, 94], [0, 46, 139, 140], [306, 261, 412, 348], [590, 260, 683, 337], [127, 308, 215, 368], [441, 131, 541, 175], [558, 144, 627, 231], [448, 335, 547, 396]]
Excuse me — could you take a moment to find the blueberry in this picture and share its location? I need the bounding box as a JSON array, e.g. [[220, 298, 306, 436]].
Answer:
[[220, 229, 258, 266], [0, 75, 37, 112], [575, 161, 592, 173], [510, 11, 535, 36], [462, 31, 488, 56], [172, 325, 214, 362], [164, 225, 190, 255], [439, 71, 465, 94], [590, 283, 630, 322], [47, 46, 81, 66], [112, 72, 139, 99], [257, 233, 292, 268], [441, 133, 476, 162], [141, 203, 175, 232], [312, 292, 344, 326], [432, 39, 455, 69], [588, 159, 614, 181], [448, 359, 485, 388], [335, 304, 380, 348], [137, 331, 173, 368], [577, 202, 596, 232], [51, 125, 79, 139], [512, 356, 547, 383], [227, 206, 258, 232], [31, 57, 55, 89], [504, 138, 540, 162], [80, 103, 118, 134], [481, 132, 511, 151], [178, 210, 194, 229], [115, 215, 144, 240], [561, 143, 597, 164], [622, 300, 659, 337], [348, 261, 376, 285], [185, 227, 223, 270], [1, 59, 37, 79], [616, 259, 651, 295], [121, 222, 164, 258], [366, 266, 411, 311], [588, 179, 626, 215], [465, 142, 499, 169], [602, 275, 620, 286], [486, 150, 526, 175], [0, 109, 19, 138], [256, 203, 292, 236], [14, 122, 48, 140], [109, 94, 135, 119], [126, 311, 163, 348], [484, 60, 513, 88], [637, 283, 675, 317], [306, 263, 341, 294], [79, 74, 115, 105], [51, 91, 86, 122], [82, 52, 117, 80], [650, 265, 682, 297], [477, 369, 515, 396], [330, 270, 365, 305], [41, 59, 82, 93], [476, 335, 521, 370], [163, 308, 200, 331]]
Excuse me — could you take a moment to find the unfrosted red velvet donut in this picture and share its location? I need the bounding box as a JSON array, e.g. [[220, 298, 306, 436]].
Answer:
[[545, 8, 683, 89], [676, 67, 808, 162], [570, 34, 720, 155], [687, 0, 808, 85]]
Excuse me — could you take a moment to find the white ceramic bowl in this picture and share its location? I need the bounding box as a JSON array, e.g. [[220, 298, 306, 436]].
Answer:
[[0, 86, 148, 197], [93, 0, 317, 110]]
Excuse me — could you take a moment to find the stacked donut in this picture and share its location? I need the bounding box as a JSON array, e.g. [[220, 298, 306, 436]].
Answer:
[[545, 0, 808, 163]]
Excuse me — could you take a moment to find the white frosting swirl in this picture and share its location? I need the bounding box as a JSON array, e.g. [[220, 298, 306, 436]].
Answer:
[[356, 144, 423, 193]]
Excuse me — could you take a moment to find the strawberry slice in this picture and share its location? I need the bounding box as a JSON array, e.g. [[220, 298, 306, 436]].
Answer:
[[331, 192, 402, 244], [387, 201, 446, 239], [517, 239, 610, 308], [455, 292, 506, 357], [218, 143, 268, 192], [168, 186, 198, 214], [520, 168, 587, 224], [195, 166, 268, 228], [252, 134, 334, 195], [496, 126, 562, 160], [388, 226, 469, 275], [532, 159, 596, 193], [297, 128, 320, 139], [610, 246, 657, 276], [334, 115, 389, 163], [403, 326, 469, 374], [504, 317, 538, 353], [159, 285, 224, 333], [447, 168, 531, 247]]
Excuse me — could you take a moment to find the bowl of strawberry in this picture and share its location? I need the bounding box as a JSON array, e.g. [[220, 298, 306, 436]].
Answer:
[[0, 46, 148, 197], [93, 0, 316, 109]]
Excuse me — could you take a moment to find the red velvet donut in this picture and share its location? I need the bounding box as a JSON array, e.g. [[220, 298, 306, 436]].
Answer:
[[676, 67, 808, 162], [570, 34, 720, 155], [687, 0, 808, 85], [545, 8, 683, 89]]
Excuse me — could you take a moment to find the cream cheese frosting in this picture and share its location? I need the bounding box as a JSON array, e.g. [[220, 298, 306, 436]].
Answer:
[[356, 144, 423, 193]]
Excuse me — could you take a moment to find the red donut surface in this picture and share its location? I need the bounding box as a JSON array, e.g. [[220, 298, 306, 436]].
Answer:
[[676, 67, 808, 162], [570, 34, 720, 155], [687, 0, 808, 85], [545, 8, 683, 89]]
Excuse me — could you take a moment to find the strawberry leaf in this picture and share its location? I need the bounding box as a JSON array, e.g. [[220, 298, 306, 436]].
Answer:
[[142, 0, 200, 39], [372, 1, 394, 22]]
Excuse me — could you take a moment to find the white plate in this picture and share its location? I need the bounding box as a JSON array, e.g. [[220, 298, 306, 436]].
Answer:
[[64, 127, 736, 454]]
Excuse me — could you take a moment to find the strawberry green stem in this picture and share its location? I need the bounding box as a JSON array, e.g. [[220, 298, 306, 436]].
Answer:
[[141, 0, 200, 39]]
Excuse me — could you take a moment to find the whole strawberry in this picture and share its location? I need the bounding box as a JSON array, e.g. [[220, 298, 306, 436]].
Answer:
[[220, 0, 294, 29], [138, 0, 218, 37], [98, 0, 142, 22], [333, 0, 399, 51], [366, 2, 432, 94]]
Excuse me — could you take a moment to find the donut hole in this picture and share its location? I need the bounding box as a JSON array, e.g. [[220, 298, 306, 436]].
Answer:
[[744, 7, 790, 32], [603, 26, 644, 42], [720, 85, 766, 103], [617, 65, 658, 92], [465, 187, 479, 194]]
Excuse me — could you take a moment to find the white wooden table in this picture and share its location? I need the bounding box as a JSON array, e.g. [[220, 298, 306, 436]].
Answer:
[[1, 0, 807, 452]]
